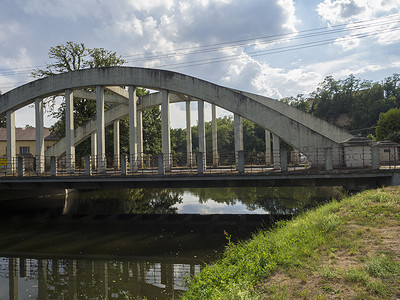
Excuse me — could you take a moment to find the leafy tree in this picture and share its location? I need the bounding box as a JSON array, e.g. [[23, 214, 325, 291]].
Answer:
[[376, 108, 400, 143], [32, 41, 161, 157]]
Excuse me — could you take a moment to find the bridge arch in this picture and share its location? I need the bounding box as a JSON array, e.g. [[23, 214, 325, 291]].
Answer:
[[0, 67, 353, 172]]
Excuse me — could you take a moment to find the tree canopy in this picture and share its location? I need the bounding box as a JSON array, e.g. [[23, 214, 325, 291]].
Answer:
[[32, 41, 161, 157], [376, 108, 400, 143]]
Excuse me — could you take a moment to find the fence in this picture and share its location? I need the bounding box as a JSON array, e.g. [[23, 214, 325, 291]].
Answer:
[[1, 145, 399, 177]]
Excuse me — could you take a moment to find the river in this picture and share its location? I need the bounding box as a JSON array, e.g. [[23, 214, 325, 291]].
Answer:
[[0, 186, 343, 299]]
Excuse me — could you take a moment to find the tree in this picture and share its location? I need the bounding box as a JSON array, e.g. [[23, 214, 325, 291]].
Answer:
[[32, 42, 162, 157], [376, 108, 400, 143]]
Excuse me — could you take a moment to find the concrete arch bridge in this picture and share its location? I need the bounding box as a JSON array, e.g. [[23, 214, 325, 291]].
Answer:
[[0, 67, 390, 179]]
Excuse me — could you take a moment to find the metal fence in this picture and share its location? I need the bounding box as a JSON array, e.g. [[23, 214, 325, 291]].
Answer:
[[1, 146, 399, 177]]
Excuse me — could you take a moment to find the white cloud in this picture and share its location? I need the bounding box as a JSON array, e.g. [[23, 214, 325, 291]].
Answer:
[[316, 1, 400, 50], [317, 0, 400, 23]]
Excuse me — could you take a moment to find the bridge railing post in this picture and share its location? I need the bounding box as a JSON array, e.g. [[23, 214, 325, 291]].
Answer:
[[85, 155, 92, 176], [197, 152, 204, 174], [237, 150, 244, 173], [50, 156, 57, 176], [280, 149, 288, 172], [158, 153, 165, 175], [325, 147, 333, 171], [130, 154, 138, 174], [371, 144, 379, 170], [17, 156, 24, 177], [121, 154, 127, 175]]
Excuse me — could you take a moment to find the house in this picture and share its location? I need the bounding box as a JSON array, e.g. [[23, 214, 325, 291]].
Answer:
[[0, 127, 59, 157]]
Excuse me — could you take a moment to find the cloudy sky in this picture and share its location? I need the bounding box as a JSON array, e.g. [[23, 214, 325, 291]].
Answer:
[[1, 0, 399, 128]]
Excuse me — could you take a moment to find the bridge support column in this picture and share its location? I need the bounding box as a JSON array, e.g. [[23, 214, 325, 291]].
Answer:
[[96, 86, 106, 173], [121, 154, 127, 175], [212, 104, 219, 167], [161, 90, 171, 172], [273, 133, 280, 170], [113, 120, 120, 169], [325, 147, 333, 171], [65, 89, 75, 173], [237, 150, 244, 173], [186, 100, 193, 167], [265, 130, 272, 165], [18, 156, 24, 177], [198, 100, 206, 168], [280, 149, 288, 172], [6, 109, 16, 175], [35, 97, 45, 174], [91, 132, 97, 169], [234, 114, 244, 168], [85, 155, 92, 176], [158, 153, 165, 175], [129, 86, 138, 173], [50, 156, 57, 176], [197, 152, 204, 174], [137, 110, 143, 168], [371, 144, 379, 170]]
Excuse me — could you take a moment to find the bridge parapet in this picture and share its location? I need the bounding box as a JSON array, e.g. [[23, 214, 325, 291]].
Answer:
[[2, 143, 399, 179]]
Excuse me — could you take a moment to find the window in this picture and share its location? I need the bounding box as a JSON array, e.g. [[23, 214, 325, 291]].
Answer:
[[20, 147, 30, 154]]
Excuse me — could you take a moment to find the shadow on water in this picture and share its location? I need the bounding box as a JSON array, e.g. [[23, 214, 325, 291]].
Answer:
[[0, 186, 344, 299]]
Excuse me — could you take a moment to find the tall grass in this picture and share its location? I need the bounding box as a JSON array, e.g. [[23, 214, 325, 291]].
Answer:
[[181, 200, 343, 299]]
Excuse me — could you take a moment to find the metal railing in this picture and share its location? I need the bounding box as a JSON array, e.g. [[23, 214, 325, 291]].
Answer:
[[1, 145, 399, 178]]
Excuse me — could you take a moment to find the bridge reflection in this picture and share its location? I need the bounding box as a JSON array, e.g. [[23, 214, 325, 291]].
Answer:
[[5, 257, 202, 299]]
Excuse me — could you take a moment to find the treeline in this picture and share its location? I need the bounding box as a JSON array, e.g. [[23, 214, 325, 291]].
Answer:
[[282, 74, 400, 138]]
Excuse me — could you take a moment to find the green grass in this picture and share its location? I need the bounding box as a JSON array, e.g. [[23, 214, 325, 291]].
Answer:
[[180, 187, 400, 299]]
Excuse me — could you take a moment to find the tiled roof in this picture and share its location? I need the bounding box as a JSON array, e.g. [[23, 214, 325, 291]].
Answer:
[[0, 127, 59, 141]]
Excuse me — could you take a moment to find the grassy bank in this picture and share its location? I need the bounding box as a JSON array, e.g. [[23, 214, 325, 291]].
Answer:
[[181, 187, 400, 299]]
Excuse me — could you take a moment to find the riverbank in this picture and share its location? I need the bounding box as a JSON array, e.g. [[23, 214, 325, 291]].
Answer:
[[181, 187, 400, 299]]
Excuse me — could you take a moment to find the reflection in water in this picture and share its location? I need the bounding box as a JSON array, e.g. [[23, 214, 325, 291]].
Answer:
[[2, 257, 201, 299], [0, 186, 344, 299], [62, 186, 344, 215]]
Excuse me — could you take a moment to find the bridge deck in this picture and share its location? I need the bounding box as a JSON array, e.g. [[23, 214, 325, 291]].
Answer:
[[0, 169, 396, 190]]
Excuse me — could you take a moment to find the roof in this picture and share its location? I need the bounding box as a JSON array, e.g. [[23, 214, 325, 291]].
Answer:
[[0, 127, 59, 141]]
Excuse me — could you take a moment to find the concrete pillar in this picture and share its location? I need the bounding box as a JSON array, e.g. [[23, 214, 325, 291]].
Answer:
[[113, 120, 120, 169], [197, 152, 204, 174], [91, 132, 97, 169], [237, 150, 244, 173], [85, 155, 92, 176], [280, 149, 288, 172], [18, 155, 24, 177], [121, 154, 127, 175], [65, 89, 75, 173], [96, 86, 106, 173], [50, 156, 56, 176], [273, 133, 280, 170], [35, 97, 45, 174], [137, 110, 143, 168], [234, 114, 243, 167], [161, 90, 171, 171], [198, 100, 206, 167], [265, 130, 272, 165], [212, 104, 218, 167], [371, 144, 379, 170], [158, 153, 165, 175], [186, 101, 193, 166], [6, 110, 16, 174], [129, 86, 138, 173], [325, 147, 333, 171]]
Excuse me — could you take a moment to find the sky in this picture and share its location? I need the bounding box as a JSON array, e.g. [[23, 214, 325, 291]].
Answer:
[[0, 0, 399, 129]]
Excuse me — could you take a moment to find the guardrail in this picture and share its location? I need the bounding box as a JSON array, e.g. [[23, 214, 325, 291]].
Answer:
[[1, 145, 399, 177]]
